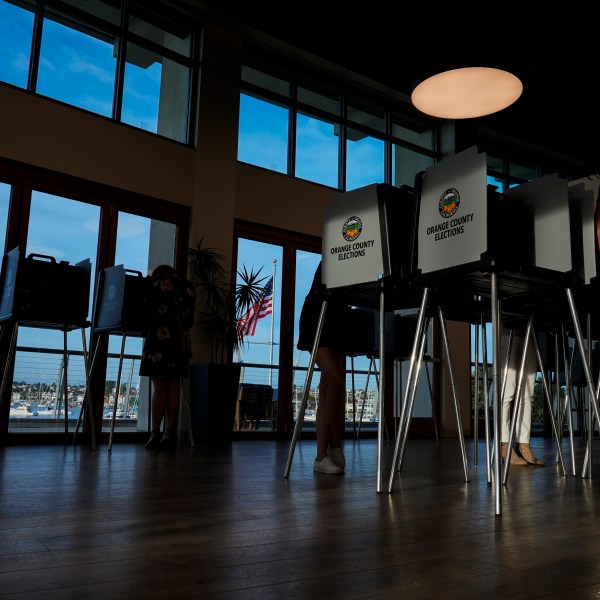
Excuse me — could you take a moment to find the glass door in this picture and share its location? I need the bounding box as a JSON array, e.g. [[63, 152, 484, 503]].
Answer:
[[234, 237, 283, 432], [292, 250, 381, 434], [9, 190, 100, 432], [102, 212, 177, 434]]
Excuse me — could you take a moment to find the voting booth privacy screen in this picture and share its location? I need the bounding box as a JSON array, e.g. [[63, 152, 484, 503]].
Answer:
[[416, 146, 572, 278], [500, 173, 571, 272], [94, 265, 148, 334], [322, 183, 416, 290], [0, 247, 91, 327], [567, 176, 600, 286], [416, 146, 488, 275]]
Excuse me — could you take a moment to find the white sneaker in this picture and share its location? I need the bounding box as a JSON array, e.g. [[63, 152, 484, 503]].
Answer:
[[327, 446, 346, 469], [314, 456, 344, 474]]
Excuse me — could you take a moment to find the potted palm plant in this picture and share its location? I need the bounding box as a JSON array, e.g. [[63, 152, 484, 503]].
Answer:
[[187, 237, 268, 442]]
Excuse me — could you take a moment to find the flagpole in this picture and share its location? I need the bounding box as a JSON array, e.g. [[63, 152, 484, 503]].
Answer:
[[268, 259, 277, 386]]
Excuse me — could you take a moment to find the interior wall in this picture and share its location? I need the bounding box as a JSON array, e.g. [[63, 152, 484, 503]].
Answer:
[[0, 86, 196, 203], [235, 164, 339, 237]]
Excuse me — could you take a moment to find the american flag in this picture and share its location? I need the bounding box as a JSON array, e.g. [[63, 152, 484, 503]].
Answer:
[[237, 276, 274, 337]]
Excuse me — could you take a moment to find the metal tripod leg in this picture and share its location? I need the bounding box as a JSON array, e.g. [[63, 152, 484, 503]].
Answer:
[[501, 319, 529, 484], [356, 355, 379, 440], [375, 288, 386, 493], [491, 273, 502, 516], [0, 322, 18, 416], [581, 314, 600, 479], [108, 334, 127, 451], [424, 353, 439, 443], [437, 306, 469, 482], [502, 315, 568, 485], [501, 314, 538, 484], [531, 329, 566, 476], [61, 329, 69, 442], [491, 324, 513, 482], [350, 354, 357, 433], [388, 287, 429, 492], [181, 377, 195, 448], [556, 329, 576, 476], [566, 288, 600, 479], [72, 327, 96, 449], [284, 299, 327, 479], [392, 315, 430, 473], [481, 316, 493, 484], [473, 322, 480, 464]]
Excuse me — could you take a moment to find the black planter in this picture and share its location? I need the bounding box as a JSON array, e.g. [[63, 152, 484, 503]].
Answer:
[[189, 363, 241, 443]]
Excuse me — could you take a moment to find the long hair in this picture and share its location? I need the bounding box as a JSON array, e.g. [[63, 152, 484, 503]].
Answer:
[[151, 264, 177, 281]]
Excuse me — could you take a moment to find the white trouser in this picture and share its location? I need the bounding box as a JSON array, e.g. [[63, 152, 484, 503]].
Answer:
[[500, 326, 536, 444]]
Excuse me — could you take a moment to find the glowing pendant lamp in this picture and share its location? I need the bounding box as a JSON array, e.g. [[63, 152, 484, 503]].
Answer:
[[411, 66, 523, 119]]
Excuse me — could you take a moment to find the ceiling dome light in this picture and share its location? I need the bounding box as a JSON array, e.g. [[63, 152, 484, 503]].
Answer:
[[411, 67, 523, 119]]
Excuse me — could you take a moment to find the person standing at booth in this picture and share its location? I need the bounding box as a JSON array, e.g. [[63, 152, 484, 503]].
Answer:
[[500, 326, 545, 466], [140, 265, 196, 450], [297, 261, 349, 475]]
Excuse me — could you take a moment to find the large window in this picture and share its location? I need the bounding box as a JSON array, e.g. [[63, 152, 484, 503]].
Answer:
[[238, 49, 438, 191], [237, 94, 288, 173], [233, 232, 385, 436], [1, 164, 189, 438], [0, 0, 197, 144]]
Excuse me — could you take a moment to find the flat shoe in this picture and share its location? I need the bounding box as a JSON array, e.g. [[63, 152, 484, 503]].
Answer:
[[159, 436, 176, 451], [314, 456, 344, 474], [518, 443, 545, 466], [327, 446, 346, 469], [145, 432, 160, 450]]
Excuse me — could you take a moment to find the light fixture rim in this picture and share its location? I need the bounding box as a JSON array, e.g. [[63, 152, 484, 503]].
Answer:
[[411, 66, 523, 119]]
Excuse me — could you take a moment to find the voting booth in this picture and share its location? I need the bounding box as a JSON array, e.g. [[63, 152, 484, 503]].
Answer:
[[0, 247, 91, 328], [94, 265, 148, 335], [500, 176, 600, 467], [415, 147, 575, 299], [321, 183, 417, 293], [400, 146, 581, 514], [83, 265, 150, 450], [0, 247, 92, 442], [568, 176, 600, 288], [285, 183, 422, 490]]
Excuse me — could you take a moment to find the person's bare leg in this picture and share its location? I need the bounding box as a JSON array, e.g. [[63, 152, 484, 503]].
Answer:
[[150, 378, 168, 432], [163, 378, 181, 440], [145, 378, 168, 449], [315, 348, 345, 459]]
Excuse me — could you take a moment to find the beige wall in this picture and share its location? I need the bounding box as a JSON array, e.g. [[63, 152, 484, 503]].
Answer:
[[0, 86, 196, 203], [235, 164, 338, 236]]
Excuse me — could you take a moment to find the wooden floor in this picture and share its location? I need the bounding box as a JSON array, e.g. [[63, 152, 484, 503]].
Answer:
[[2, 435, 600, 599]]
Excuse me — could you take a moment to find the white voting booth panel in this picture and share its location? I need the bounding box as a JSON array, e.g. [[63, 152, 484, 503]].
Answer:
[[568, 176, 600, 285], [501, 173, 571, 273], [417, 147, 488, 275], [322, 183, 413, 290], [417, 146, 572, 278]]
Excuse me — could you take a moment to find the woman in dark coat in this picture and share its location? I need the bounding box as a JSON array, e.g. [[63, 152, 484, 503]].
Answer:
[[297, 261, 349, 474], [140, 265, 196, 450]]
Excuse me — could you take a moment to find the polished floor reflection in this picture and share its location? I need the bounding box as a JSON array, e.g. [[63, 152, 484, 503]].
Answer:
[[1, 436, 600, 599]]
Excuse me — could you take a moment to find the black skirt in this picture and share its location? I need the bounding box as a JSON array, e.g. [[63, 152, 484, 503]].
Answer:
[[297, 291, 349, 354]]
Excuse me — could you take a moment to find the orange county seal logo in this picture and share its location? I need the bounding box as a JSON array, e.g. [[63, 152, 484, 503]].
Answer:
[[342, 216, 362, 241], [439, 188, 460, 218]]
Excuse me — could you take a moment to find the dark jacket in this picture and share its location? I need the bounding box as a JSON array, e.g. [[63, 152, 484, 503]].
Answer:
[[139, 265, 196, 379]]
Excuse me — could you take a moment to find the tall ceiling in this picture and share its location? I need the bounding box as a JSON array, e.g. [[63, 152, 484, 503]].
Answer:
[[187, 2, 599, 174]]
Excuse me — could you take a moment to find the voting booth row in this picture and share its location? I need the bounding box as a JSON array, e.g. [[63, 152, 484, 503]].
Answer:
[[285, 146, 600, 516], [0, 255, 183, 450]]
